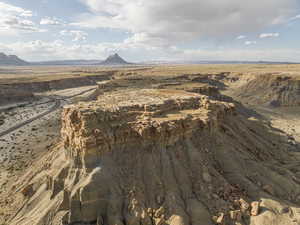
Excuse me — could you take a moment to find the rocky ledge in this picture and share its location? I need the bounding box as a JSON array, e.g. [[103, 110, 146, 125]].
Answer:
[[9, 89, 300, 225]]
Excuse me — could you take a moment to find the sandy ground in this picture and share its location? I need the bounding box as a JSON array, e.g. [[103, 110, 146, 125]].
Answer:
[[0, 105, 61, 222], [0, 86, 96, 222], [0, 100, 56, 131]]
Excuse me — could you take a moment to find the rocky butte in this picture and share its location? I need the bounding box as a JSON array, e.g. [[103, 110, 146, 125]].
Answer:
[[7, 86, 300, 225], [0, 52, 29, 66], [99, 53, 131, 65]]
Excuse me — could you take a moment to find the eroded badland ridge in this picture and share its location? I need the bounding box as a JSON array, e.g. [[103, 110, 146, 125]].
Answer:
[[1, 65, 300, 225]]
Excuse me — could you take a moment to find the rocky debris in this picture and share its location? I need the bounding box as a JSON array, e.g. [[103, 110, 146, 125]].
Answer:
[[21, 183, 34, 198], [239, 198, 250, 213], [251, 202, 260, 216], [229, 210, 242, 221], [7, 88, 300, 225], [212, 199, 261, 225], [213, 212, 225, 224]]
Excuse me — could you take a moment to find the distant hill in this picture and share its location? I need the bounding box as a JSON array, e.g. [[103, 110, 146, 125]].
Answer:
[[99, 53, 131, 65], [0, 53, 29, 66], [32, 59, 103, 66]]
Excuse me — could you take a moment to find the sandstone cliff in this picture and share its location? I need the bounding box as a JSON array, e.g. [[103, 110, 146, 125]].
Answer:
[[228, 74, 300, 107], [8, 88, 300, 225]]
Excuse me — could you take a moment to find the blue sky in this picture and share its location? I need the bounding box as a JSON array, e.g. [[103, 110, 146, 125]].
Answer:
[[0, 0, 300, 62]]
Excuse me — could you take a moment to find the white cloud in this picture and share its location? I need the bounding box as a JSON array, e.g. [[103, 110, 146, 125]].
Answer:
[[0, 2, 32, 17], [40, 17, 64, 25], [236, 35, 246, 40], [0, 2, 43, 35], [75, 0, 298, 46], [245, 41, 257, 45], [0, 40, 123, 60], [289, 14, 300, 21], [177, 48, 300, 62], [259, 33, 280, 38], [60, 30, 88, 41]]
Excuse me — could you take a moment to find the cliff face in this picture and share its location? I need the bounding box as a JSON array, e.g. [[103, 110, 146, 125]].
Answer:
[[229, 74, 300, 107], [9, 89, 300, 225], [0, 86, 34, 104], [0, 74, 111, 105]]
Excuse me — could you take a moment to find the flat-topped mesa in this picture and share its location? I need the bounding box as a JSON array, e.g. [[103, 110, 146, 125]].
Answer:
[[62, 89, 235, 169], [10, 88, 300, 225]]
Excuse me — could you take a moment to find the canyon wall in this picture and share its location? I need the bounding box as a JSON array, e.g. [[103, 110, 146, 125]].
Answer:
[[0, 74, 112, 105], [229, 74, 300, 107]]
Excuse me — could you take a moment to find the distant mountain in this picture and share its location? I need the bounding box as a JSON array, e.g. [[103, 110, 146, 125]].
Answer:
[[99, 53, 131, 65], [0, 52, 29, 66], [32, 59, 103, 66]]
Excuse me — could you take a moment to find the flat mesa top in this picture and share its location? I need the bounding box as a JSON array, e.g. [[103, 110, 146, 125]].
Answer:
[[72, 89, 203, 112]]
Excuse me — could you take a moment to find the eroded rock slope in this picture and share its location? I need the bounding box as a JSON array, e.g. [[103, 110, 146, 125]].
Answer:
[[227, 73, 300, 107], [8, 88, 300, 225]]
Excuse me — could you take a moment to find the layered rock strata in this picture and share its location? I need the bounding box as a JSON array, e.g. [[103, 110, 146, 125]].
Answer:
[[9, 89, 300, 225], [230, 74, 300, 107]]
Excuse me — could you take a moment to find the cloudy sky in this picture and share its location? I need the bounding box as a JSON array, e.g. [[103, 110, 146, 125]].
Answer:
[[0, 0, 300, 62]]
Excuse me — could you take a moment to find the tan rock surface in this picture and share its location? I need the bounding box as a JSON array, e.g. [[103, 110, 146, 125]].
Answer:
[[6, 88, 300, 225]]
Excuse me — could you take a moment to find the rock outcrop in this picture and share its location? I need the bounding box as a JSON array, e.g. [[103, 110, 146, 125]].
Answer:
[[8, 88, 300, 225], [229, 74, 300, 107], [99, 53, 131, 65]]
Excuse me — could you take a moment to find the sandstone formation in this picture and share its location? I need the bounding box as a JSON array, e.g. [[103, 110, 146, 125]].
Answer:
[[94, 73, 228, 102], [228, 73, 300, 107], [8, 87, 300, 225]]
